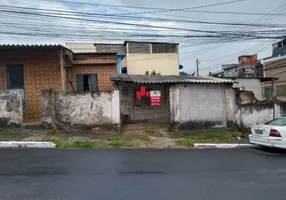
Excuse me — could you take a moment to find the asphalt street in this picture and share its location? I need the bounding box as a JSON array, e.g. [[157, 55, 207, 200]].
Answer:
[[0, 148, 286, 200]]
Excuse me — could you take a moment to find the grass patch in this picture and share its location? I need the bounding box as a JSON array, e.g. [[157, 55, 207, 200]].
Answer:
[[42, 136, 128, 149], [41, 139, 99, 149], [185, 139, 195, 148], [186, 132, 241, 143], [0, 128, 5, 132], [170, 131, 184, 139], [108, 135, 126, 148], [72, 142, 98, 149], [0, 132, 27, 141], [46, 129, 65, 137], [175, 140, 186, 146]]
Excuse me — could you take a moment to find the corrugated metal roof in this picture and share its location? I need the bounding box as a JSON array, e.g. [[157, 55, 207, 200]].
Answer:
[[110, 74, 236, 84], [0, 44, 68, 50], [74, 52, 117, 55], [124, 41, 179, 45]]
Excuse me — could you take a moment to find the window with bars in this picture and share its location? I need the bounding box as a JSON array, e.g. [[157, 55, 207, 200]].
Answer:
[[76, 74, 98, 92], [128, 43, 150, 54], [152, 44, 177, 53]]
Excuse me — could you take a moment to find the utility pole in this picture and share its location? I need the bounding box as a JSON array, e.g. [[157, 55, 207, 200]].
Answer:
[[196, 59, 199, 76]]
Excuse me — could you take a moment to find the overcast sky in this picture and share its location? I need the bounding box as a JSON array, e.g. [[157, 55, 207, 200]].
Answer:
[[1, 0, 286, 75]]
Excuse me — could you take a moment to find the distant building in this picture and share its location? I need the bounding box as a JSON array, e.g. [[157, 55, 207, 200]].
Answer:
[[66, 41, 180, 75], [272, 37, 286, 57], [262, 55, 286, 101], [211, 54, 263, 78], [220, 77, 276, 101], [209, 71, 224, 77], [221, 64, 239, 77]]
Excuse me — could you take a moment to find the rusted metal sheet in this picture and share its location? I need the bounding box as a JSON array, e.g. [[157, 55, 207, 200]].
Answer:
[[238, 54, 258, 65]]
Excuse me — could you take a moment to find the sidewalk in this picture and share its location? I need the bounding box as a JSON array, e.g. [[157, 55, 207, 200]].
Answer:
[[0, 128, 250, 149]]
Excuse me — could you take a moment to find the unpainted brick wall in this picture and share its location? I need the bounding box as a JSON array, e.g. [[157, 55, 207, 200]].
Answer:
[[70, 53, 117, 92], [0, 48, 63, 122]]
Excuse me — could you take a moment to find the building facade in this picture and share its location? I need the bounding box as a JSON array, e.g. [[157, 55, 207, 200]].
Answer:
[[110, 74, 234, 129], [272, 37, 286, 57], [124, 41, 179, 75], [70, 53, 117, 92], [66, 41, 180, 75], [215, 54, 263, 78], [0, 45, 70, 122], [261, 38, 286, 101], [0, 45, 117, 122], [262, 56, 286, 101]]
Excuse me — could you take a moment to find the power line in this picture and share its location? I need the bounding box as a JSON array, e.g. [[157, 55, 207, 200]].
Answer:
[[193, 3, 286, 74], [1, 0, 286, 66], [2, 5, 286, 29], [176, 9, 286, 16], [1, 9, 283, 39], [33, 0, 286, 16], [29, 0, 244, 15], [122, 0, 244, 15]]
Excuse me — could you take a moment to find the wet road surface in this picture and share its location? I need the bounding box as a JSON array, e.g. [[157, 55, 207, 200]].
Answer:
[[0, 148, 286, 200]]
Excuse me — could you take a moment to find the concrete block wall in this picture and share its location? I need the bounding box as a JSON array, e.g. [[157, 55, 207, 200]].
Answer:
[[0, 89, 23, 126], [41, 89, 120, 128], [41, 88, 56, 128], [170, 84, 227, 130], [238, 103, 275, 128], [225, 87, 285, 129]]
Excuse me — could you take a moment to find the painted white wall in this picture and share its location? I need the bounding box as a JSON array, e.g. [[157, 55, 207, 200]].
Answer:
[[225, 87, 238, 124], [169, 85, 180, 123], [170, 84, 226, 127], [238, 105, 274, 128], [56, 90, 120, 125], [126, 53, 179, 75], [66, 43, 96, 53], [224, 68, 238, 77], [0, 89, 23, 124], [226, 87, 279, 128], [233, 78, 263, 100]]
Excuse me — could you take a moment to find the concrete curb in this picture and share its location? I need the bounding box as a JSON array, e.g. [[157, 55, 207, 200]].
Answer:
[[0, 141, 56, 148], [194, 143, 252, 149]]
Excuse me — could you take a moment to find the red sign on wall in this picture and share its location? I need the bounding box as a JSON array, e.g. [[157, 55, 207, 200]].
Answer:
[[150, 91, 161, 106]]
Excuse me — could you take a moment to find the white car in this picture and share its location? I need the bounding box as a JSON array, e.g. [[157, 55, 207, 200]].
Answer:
[[249, 117, 286, 149]]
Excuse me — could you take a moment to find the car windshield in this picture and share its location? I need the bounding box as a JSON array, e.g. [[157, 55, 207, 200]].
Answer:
[[265, 118, 286, 126]]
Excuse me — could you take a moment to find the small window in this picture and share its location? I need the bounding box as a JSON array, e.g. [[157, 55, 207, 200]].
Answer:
[[152, 44, 177, 53], [128, 43, 150, 54], [76, 74, 98, 92]]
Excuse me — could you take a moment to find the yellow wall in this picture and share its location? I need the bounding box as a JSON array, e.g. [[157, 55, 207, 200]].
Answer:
[[126, 53, 179, 75]]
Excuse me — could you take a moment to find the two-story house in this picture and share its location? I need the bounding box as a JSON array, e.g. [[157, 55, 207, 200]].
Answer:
[[66, 41, 180, 75], [262, 37, 286, 100]]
